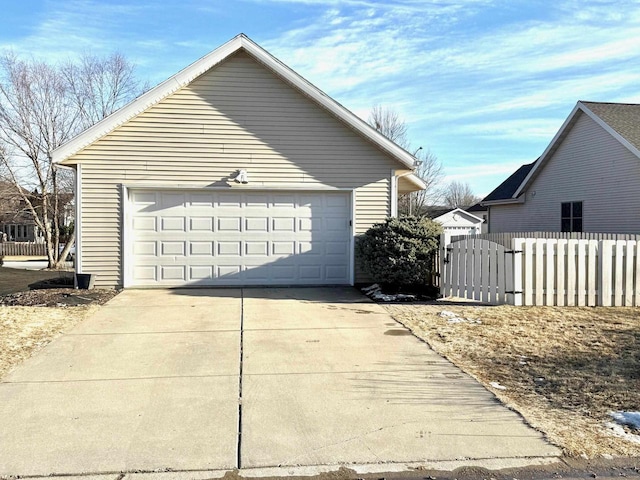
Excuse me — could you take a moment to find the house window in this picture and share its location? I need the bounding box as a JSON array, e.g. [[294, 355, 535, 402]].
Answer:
[[561, 201, 582, 232]]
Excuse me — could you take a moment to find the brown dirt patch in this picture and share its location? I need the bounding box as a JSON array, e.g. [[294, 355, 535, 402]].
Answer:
[[385, 302, 640, 458]]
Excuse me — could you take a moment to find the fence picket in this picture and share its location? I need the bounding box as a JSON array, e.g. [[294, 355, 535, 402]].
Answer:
[[466, 238, 474, 299], [600, 241, 613, 306], [556, 240, 566, 306], [481, 243, 490, 302], [625, 240, 634, 307], [523, 239, 534, 305], [545, 241, 556, 306], [452, 241, 462, 297], [566, 240, 578, 306], [587, 241, 597, 306], [577, 241, 586, 306], [535, 240, 544, 305], [473, 241, 482, 301], [614, 241, 625, 306]]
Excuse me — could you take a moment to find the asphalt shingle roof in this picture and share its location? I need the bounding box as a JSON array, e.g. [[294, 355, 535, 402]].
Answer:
[[581, 101, 640, 151], [482, 161, 536, 202]]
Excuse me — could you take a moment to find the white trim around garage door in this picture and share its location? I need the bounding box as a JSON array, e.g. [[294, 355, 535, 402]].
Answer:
[[121, 184, 355, 288]]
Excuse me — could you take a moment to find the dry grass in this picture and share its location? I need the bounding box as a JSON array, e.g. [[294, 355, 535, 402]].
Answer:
[[385, 302, 640, 458], [0, 305, 98, 379]]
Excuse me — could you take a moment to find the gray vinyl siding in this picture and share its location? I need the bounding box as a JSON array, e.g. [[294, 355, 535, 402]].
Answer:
[[72, 51, 395, 287], [489, 111, 640, 234]]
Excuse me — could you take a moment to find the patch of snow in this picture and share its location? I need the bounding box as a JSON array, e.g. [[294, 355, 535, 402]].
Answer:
[[439, 311, 481, 324], [606, 411, 640, 444], [361, 284, 416, 303], [489, 381, 507, 390], [606, 422, 640, 444], [610, 411, 640, 430]]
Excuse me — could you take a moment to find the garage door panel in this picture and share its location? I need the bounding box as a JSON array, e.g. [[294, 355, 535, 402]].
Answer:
[[190, 217, 214, 231], [245, 241, 269, 256], [161, 265, 186, 281], [245, 217, 268, 231], [130, 190, 351, 286], [217, 241, 241, 256], [189, 241, 214, 256], [218, 217, 241, 231], [161, 241, 186, 256], [133, 216, 157, 232]]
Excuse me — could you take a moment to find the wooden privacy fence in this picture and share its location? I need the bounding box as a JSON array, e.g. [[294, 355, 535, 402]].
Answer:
[[441, 234, 640, 307], [0, 242, 47, 256]]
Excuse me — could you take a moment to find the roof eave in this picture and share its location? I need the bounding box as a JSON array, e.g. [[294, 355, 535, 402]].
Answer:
[[481, 196, 525, 206]]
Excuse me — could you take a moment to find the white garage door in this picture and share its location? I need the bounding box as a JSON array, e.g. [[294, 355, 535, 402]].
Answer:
[[128, 189, 352, 286]]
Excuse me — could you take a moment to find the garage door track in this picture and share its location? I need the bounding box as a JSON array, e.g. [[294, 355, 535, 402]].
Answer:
[[0, 288, 559, 476]]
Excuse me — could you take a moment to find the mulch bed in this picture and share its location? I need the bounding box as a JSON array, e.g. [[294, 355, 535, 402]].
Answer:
[[0, 288, 119, 307]]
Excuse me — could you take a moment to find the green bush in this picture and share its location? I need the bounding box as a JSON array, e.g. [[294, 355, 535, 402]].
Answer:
[[355, 216, 442, 290]]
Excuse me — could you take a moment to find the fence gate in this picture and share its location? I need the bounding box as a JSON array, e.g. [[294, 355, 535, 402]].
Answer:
[[441, 236, 516, 304]]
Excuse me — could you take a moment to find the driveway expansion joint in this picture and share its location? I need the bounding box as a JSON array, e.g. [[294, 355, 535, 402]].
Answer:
[[237, 288, 245, 469]]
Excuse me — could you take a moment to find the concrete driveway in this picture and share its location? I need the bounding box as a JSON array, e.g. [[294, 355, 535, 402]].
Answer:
[[0, 288, 559, 477]]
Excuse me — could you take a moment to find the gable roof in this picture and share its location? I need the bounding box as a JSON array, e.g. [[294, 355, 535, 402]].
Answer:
[[513, 101, 640, 198], [52, 34, 417, 169], [481, 161, 536, 204], [433, 207, 484, 224]]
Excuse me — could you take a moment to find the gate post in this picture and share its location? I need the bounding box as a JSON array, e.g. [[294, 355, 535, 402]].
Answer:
[[511, 238, 524, 306], [439, 233, 447, 297]]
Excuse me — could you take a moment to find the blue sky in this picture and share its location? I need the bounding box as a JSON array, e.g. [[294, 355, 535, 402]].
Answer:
[[2, 0, 639, 196]]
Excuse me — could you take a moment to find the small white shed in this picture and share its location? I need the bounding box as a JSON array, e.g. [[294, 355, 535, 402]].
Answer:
[[433, 208, 484, 244]]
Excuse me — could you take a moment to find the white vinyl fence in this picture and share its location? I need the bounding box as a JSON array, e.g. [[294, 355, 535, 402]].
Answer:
[[441, 234, 640, 307]]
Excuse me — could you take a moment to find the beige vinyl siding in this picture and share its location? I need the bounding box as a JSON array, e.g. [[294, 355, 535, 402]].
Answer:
[[73, 51, 396, 287], [489, 111, 640, 234]]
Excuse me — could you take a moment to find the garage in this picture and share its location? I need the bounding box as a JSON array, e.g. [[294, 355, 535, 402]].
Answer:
[[127, 189, 353, 287], [53, 36, 425, 288]]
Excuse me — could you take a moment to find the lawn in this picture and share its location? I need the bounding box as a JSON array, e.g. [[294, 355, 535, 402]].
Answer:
[[385, 303, 640, 458], [0, 266, 69, 295]]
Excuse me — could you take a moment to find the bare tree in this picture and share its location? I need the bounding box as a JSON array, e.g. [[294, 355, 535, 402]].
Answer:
[[368, 105, 443, 216], [62, 53, 147, 127], [0, 52, 144, 268], [398, 149, 443, 216], [368, 104, 409, 148], [443, 180, 481, 209]]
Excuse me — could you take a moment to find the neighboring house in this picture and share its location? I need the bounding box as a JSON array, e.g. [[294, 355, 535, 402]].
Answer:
[[0, 182, 74, 242], [0, 182, 38, 242], [51, 34, 425, 288], [482, 101, 640, 233], [466, 203, 488, 233], [432, 207, 484, 244]]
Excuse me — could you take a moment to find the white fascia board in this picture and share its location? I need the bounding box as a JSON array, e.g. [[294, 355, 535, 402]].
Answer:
[[53, 34, 416, 170], [481, 196, 526, 206]]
